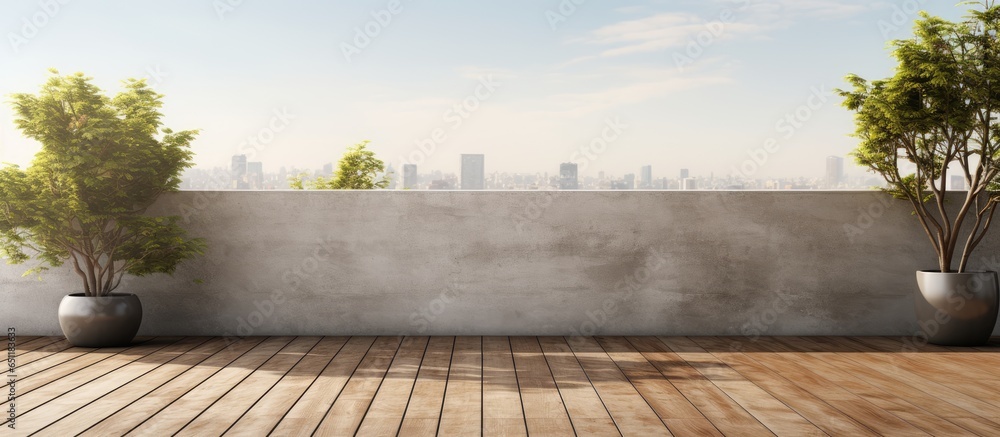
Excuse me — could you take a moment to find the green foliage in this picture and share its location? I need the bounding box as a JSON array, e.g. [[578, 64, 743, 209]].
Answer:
[[291, 141, 391, 190], [0, 71, 205, 296], [838, 2, 1000, 272], [287, 172, 307, 190]]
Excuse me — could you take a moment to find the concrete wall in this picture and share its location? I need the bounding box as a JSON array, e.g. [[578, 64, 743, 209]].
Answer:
[[3, 191, 999, 338]]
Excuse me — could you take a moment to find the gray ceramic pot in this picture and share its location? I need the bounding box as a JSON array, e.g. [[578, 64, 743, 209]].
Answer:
[[915, 271, 999, 346], [58, 293, 142, 347]]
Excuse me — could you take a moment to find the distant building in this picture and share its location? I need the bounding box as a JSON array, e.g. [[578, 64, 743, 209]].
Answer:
[[231, 155, 248, 189], [429, 179, 453, 190], [322, 162, 334, 177], [624, 174, 636, 190], [682, 178, 698, 190], [461, 154, 485, 190], [246, 161, 263, 190], [951, 175, 967, 191], [559, 163, 579, 190], [640, 165, 652, 189], [826, 156, 844, 187], [680, 168, 690, 180], [384, 164, 397, 189], [403, 164, 419, 190]]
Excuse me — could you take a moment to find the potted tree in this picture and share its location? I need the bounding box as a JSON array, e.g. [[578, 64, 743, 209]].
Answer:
[[0, 71, 204, 347], [840, 4, 1000, 345]]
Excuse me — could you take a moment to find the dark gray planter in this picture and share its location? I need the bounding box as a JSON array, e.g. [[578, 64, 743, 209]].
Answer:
[[58, 293, 142, 347], [915, 271, 999, 346]]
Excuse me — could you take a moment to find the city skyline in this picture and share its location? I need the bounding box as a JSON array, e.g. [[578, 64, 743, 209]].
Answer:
[[193, 151, 879, 191], [0, 1, 970, 178]]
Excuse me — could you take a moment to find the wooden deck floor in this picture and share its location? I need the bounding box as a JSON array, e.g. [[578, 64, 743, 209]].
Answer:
[[7, 336, 1000, 436]]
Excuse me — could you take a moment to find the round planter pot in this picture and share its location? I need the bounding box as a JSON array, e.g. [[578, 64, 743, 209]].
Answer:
[[58, 293, 142, 348], [915, 271, 999, 346]]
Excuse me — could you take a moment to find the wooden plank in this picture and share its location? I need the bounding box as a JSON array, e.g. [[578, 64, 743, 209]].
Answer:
[[766, 338, 946, 434], [269, 336, 377, 435], [711, 380, 826, 437], [624, 337, 706, 381], [15, 337, 208, 434], [659, 337, 823, 437], [13, 337, 64, 355], [437, 336, 483, 435], [536, 337, 620, 436], [8, 336, 997, 436], [597, 337, 705, 419], [123, 336, 295, 436], [310, 336, 404, 435], [175, 337, 322, 436], [16, 337, 182, 413], [731, 337, 926, 435], [13, 339, 75, 366], [397, 337, 454, 435], [355, 336, 430, 436], [77, 337, 265, 436], [510, 337, 574, 436], [772, 337, 974, 435], [10, 336, 38, 344], [15, 342, 142, 396], [850, 337, 1000, 377], [627, 336, 773, 436], [659, 418, 727, 437], [846, 337, 1000, 408], [889, 410, 980, 436], [567, 336, 671, 435], [949, 416, 1000, 435], [481, 337, 526, 437], [33, 337, 232, 436], [656, 337, 746, 380], [689, 337, 879, 437], [597, 337, 717, 436], [816, 337, 1000, 418], [223, 337, 349, 436], [16, 345, 96, 380]]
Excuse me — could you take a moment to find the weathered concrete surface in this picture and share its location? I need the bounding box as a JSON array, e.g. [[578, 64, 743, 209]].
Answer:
[[3, 191, 999, 338]]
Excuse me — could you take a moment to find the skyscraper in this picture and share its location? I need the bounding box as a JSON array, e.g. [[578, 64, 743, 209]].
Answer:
[[560, 163, 579, 190], [680, 168, 690, 180], [403, 164, 418, 190], [385, 164, 397, 189], [826, 156, 844, 187], [624, 174, 636, 190], [640, 165, 652, 189], [682, 178, 698, 190], [231, 155, 248, 190], [951, 174, 967, 191], [461, 154, 485, 190], [246, 161, 263, 190]]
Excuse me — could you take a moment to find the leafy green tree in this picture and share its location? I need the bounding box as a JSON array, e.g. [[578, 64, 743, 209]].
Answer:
[[292, 140, 391, 190], [0, 70, 205, 296], [839, 2, 1000, 272]]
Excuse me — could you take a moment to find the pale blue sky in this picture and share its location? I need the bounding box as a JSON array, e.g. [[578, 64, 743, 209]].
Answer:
[[0, 0, 969, 178]]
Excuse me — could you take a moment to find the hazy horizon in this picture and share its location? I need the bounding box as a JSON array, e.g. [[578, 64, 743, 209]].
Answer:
[[0, 0, 968, 179]]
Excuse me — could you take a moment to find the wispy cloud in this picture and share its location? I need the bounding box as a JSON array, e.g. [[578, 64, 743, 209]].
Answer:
[[583, 13, 766, 57], [570, 1, 872, 61], [759, 0, 869, 19], [735, 0, 869, 28], [524, 63, 733, 118]]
